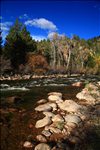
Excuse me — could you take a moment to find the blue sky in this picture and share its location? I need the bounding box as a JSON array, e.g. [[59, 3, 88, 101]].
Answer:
[[0, 0, 100, 41]]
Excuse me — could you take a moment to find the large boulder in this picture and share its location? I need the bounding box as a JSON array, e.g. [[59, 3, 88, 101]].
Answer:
[[64, 114, 82, 125], [35, 117, 52, 128], [58, 100, 83, 113], [35, 104, 52, 112], [76, 91, 96, 104], [35, 143, 51, 150]]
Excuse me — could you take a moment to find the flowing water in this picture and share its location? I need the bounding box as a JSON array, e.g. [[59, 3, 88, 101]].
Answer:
[[0, 75, 100, 150]]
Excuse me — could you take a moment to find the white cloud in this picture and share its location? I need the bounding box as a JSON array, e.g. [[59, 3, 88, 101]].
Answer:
[[25, 18, 57, 31], [47, 32, 64, 39], [0, 16, 3, 20], [32, 35, 47, 41], [0, 22, 12, 40], [19, 13, 29, 19], [0, 22, 12, 31]]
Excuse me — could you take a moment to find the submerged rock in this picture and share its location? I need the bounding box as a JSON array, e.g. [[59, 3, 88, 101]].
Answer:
[[35, 117, 52, 128]]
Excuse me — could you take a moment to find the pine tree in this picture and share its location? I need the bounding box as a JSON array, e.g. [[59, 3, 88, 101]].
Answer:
[[3, 19, 37, 70]]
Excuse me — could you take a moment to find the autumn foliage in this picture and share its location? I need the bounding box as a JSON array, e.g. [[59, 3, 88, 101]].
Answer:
[[27, 53, 49, 74]]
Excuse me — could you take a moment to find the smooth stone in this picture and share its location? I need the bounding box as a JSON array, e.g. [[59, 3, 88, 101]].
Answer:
[[35, 104, 52, 112], [34, 143, 51, 150], [42, 130, 52, 137], [58, 100, 82, 113], [36, 135, 47, 142], [48, 92, 62, 98], [49, 127, 61, 133], [65, 122, 77, 129], [35, 117, 52, 128], [72, 82, 83, 87], [23, 141, 33, 148], [45, 126, 50, 131], [76, 91, 96, 104], [37, 99, 47, 104], [43, 112, 55, 118], [48, 103, 57, 111], [52, 114, 64, 122], [97, 81, 100, 86], [55, 99, 63, 104], [64, 114, 81, 125], [48, 95, 62, 102]]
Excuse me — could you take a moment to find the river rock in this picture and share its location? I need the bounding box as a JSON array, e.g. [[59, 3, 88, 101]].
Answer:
[[35, 104, 52, 112], [86, 83, 98, 90], [97, 81, 100, 86], [65, 122, 77, 129], [76, 91, 96, 104], [42, 130, 52, 137], [52, 114, 64, 122], [36, 135, 47, 142], [58, 100, 83, 113], [49, 127, 61, 133], [48, 103, 57, 111], [48, 92, 62, 98], [23, 141, 33, 148], [72, 82, 83, 87], [43, 112, 55, 118], [64, 114, 82, 125], [6, 96, 22, 104], [37, 99, 47, 104], [35, 117, 52, 128], [48, 95, 62, 102], [35, 143, 51, 150]]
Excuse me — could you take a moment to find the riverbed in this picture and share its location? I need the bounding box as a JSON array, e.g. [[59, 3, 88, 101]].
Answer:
[[0, 75, 100, 150]]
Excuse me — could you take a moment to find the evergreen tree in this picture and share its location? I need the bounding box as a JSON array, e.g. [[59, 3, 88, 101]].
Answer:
[[0, 30, 2, 55], [3, 19, 36, 70]]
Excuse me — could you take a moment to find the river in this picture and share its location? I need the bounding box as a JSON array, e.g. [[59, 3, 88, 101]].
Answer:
[[0, 75, 100, 150]]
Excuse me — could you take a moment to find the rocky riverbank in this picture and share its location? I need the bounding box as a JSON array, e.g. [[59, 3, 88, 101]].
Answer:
[[0, 74, 83, 81], [22, 82, 100, 150]]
